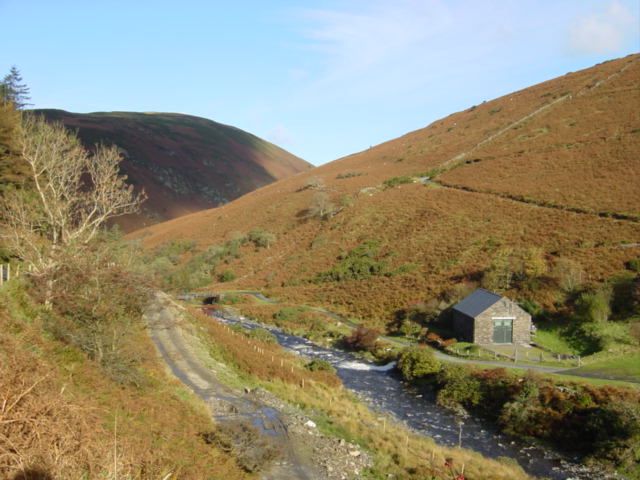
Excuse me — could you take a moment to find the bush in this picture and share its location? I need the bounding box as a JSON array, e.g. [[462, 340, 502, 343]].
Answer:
[[397, 346, 440, 381], [317, 240, 388, 282], [383, 176, 413, 189], [436, 364, 482, 409], [342, 326, 379, 352], [626, 257, 640, 272], [576, 289, 611, 324], [247, 229, 276, 249], [305, 359, 336, 374], [218, 270, 236, 282]]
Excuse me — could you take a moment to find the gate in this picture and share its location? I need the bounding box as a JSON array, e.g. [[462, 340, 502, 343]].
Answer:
[[492, 318, 513, 344]]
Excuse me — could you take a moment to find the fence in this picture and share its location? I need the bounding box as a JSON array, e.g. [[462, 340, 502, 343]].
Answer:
[[0, 263, 25, 286], [451, 343, 582, 367]]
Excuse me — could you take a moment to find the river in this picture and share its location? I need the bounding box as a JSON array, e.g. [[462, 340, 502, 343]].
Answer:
[[209, 310, 606, 480]]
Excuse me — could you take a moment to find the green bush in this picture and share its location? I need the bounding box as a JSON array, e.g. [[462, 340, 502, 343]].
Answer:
[[397, 346, 440, 381], [626, 257, 640, 272], [383, 176, 413, 189], [576, 289, 611, 324], [317, 240, 388, 282], [305, 359, 336, 374], [435, 364, 482, 409], [247, 229, 276, 249], [218, 270, 236, 282]]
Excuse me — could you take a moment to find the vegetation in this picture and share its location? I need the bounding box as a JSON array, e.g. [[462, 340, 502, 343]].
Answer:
[[383, 175, 413, 188], [398, 361, 640, 476], [342, 325, 380, 352], [1, 66, 31, 109], [398, 346, 441, 381], [188, 308, 531, 480], [0, 107, 248, 478], [317, 240, 389, 282]]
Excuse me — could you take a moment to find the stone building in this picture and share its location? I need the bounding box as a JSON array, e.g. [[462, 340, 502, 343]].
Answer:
[[452, 289, 531, 345]]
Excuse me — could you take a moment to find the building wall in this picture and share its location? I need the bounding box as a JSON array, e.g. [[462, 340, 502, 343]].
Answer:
[[473, 299, 531, 345], [452, 310, 474, 342]]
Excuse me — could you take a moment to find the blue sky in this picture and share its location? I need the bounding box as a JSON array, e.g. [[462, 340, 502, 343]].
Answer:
[[1, 1, 638, 165]]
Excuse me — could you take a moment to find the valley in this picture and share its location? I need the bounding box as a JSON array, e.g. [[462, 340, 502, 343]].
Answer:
[[1, 51, 639, 480]]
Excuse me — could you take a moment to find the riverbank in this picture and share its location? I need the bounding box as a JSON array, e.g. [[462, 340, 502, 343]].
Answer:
[[165, 294, 537, 479], [205, 304, 628, 480]]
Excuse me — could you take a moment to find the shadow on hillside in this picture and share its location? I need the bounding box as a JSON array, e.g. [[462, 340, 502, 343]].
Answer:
[[12, 469, 53, 480]]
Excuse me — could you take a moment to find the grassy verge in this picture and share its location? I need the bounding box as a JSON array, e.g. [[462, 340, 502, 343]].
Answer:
[[564, 354, 640, 383]]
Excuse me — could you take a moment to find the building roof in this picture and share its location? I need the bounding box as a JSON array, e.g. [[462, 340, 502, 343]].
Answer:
[[452, 289, 503, 318]]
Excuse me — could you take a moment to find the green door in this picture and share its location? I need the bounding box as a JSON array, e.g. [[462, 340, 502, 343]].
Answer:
[[492, 318, 513, 344]]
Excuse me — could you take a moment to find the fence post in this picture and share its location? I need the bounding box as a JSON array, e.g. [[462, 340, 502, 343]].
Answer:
[[6, 264, 10, 282], [0, 264, 3, 286]]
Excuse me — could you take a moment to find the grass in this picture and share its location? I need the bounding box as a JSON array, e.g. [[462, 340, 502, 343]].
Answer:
[[533, 326, 579, 354], [565, 354, 640, 383]]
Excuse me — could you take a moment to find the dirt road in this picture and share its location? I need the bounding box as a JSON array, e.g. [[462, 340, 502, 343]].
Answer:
[[144, 292, 320, 480]]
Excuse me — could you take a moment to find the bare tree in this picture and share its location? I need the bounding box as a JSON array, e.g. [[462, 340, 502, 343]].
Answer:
[[0, 115, 145, 301], [308, 191, 336, 220]]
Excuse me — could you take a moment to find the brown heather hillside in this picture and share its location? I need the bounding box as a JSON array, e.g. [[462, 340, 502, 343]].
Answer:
[[131, 54, 640, 327], [34, 110, 312, 231]]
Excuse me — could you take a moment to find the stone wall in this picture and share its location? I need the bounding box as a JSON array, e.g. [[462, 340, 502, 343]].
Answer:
[[473, 299, 531, 345]]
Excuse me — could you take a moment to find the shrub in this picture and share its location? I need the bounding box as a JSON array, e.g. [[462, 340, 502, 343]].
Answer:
[[626, 257, 640, 272], [247, 229, 276, 249], [218, 270, 236, 282], [336, 172, 362, 179], [383, 176, 413, 189], [397, 346, 440, 381], [576, 289, 611, 324], [342, 326, 379, 352], [317, 240, 388, 282], [305, 359, 336, 374], [248, 328, 277, 344], [436, 364, 482, 409]]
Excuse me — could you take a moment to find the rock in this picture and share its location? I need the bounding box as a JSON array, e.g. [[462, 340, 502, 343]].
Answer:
[[305, 420, 316, 429], [348, 450, 361, 457]]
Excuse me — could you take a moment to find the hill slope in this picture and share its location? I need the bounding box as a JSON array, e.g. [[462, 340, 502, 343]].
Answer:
[[130, 54, 640, 325], [35, 110, 312, 231]]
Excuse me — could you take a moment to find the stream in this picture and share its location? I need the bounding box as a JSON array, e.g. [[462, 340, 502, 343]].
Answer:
[[209, 310, 603, 480]]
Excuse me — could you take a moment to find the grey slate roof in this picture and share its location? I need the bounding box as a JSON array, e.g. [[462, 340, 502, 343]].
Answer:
[[452, 289, 503, 318]]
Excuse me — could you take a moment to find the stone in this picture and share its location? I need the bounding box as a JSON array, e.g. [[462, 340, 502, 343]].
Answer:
[[305, 420, 317, 429]]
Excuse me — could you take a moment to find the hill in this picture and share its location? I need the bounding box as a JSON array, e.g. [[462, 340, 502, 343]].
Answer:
[[130, 54, 640, 327], [34, 110, 312, 231]]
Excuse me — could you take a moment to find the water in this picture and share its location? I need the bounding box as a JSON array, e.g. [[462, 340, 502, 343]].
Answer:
[[210, 311, 591, 480]]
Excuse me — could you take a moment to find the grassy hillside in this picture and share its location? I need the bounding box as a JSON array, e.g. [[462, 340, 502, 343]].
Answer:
[[0, 279, 248, 479], [130, 54, 640, 329], [34, 110, 312, 231]]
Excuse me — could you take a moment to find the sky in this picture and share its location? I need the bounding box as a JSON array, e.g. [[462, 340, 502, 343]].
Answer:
[[1, 1, 638, 165]]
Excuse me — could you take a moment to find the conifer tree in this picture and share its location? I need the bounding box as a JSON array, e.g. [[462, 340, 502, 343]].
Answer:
[[1, 66, 32, 109]]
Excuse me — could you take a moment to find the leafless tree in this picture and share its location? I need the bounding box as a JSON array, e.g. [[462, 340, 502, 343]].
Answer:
[[308, 191, 336, 220], [0, 114, 145, 301]]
